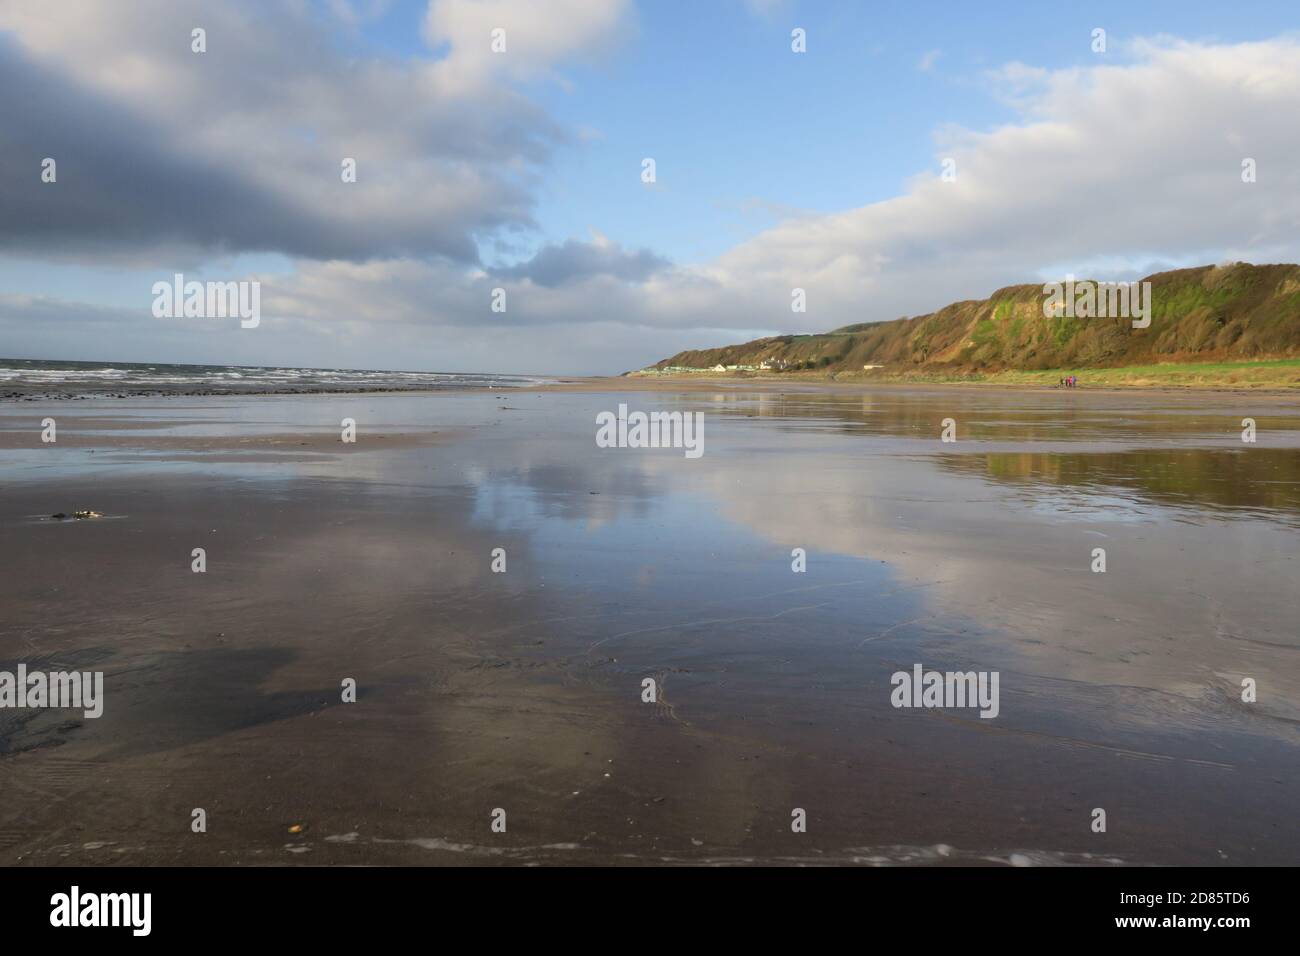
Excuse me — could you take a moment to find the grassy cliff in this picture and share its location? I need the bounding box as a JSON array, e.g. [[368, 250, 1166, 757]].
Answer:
[[647, 263, 1300, 386]]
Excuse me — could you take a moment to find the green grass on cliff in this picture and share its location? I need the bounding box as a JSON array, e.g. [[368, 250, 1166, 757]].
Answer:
[[651, 263, 1300, 387]]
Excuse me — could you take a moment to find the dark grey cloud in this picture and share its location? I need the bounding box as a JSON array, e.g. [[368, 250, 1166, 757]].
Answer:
[[494, 237, 671, 287], [0, 5, 563, 265], [0, 40, 385, 262]]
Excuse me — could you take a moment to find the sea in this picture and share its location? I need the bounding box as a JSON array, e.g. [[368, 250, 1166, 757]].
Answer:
[[0, 358, 548, 396]]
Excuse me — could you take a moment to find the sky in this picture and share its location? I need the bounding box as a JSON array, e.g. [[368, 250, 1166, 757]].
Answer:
[[1, 0, 1299, 374]]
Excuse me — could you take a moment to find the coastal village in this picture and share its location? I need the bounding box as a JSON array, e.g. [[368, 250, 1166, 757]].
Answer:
[[643, 358, 885, 375]]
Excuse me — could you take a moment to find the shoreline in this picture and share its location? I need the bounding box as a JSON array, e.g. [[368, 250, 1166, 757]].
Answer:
[[546, 374, 1300, 398], [0, 382, 551, 403], [6, 372, 1300, 403], [7, 358, 1300, 403]]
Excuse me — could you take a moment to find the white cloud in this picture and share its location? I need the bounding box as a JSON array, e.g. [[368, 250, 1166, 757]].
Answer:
[[423, 0, 634, 93], [0, 0, 632, 264], [676, 37, 1300, 332]]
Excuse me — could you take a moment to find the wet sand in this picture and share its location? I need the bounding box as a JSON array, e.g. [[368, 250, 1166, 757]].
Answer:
[[1, 386, 1297, 865]]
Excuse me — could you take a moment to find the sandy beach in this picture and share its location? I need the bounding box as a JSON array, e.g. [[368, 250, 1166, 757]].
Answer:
[[1, 381, 1297, 865]]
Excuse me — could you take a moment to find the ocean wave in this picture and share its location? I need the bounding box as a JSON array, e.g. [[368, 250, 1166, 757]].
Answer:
[[0, 359, 547, 393]]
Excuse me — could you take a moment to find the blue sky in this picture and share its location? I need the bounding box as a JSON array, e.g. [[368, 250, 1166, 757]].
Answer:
[[486, 0, 1300, 265], [2, 1, 1299, 372]]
